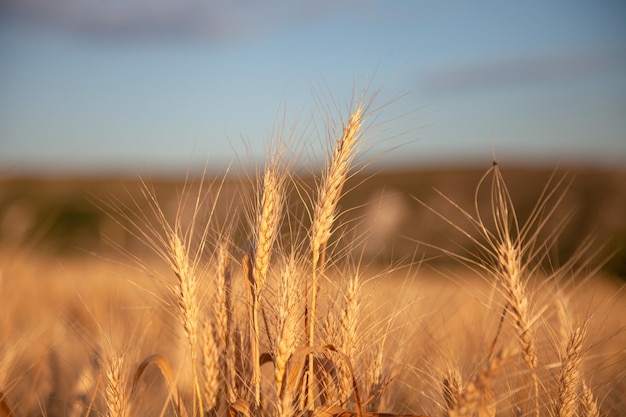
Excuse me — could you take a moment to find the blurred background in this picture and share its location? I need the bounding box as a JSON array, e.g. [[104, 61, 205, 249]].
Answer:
[[1, 1, 625, 275]]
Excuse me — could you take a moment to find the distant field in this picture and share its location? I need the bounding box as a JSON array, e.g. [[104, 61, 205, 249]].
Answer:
[[1, 166, 625, 276]]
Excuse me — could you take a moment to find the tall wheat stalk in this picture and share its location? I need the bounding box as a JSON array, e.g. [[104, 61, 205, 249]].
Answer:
[[107, 169, 225, 416], [169, 232, 205, 415], [247, 161, 285, 410], [307, 106, 364, 410], [414, 163, 574, 417]]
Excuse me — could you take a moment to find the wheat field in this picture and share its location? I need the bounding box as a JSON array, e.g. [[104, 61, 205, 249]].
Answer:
[[1, 91, 625, 417]]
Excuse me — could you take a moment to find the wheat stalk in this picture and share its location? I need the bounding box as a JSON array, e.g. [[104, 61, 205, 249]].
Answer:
[[168, 232, 204, 415], [488, 165, 540, 417], [307, 106, 364, 410], [247, 162, 285, 410]]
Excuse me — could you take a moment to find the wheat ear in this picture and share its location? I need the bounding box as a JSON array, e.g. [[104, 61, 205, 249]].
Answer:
[[274, 255, 301, 395], [337, 274, 362, 406], [556, 322, 587, 417], [169, 232, 204, 415], [200, 318, 220, 412], [248, 163, 285, 409], [307, 107, 363, 409], [443, 368, 462, 412], [484, 165, 539, 417], [103, 353, 128, 417], [213, 240, 237, 404], [448, 349, 508, 417], [496, 239, 539, 415]]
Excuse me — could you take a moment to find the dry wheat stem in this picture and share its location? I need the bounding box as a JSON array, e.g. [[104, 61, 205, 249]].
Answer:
[[308, 106, 363, 410]]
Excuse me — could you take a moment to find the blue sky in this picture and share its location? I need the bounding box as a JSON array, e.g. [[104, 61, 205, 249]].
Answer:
[[1, 1, 625, 175]]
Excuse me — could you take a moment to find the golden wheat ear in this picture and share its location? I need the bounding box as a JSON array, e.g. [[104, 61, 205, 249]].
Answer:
[[102, 352, 130, 417], [307, 106, 365, 410], [556, 322, 588, 417], [248, 159, 286, 410], [447, 348, 509, 417]]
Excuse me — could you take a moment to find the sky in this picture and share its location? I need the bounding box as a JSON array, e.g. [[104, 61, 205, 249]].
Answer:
[[1, 0, 625, 175]]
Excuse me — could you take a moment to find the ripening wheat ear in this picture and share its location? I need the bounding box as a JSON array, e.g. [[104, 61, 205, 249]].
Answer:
[[274, 255, 302, 395], [199, 318, 220, 413], [307, 106, 364, 410], [246, 159, 286, 410], [447, 348, 509, 417], [336, 274, 362, 407], [168, 232, 205, 415], [213, 239, 237, 404], [98, 169, 230, 416], [556, 321, 588, 417], [413, 163, 574, 417], [487, 165, 542, 417], [103, 352, 129, 417], [442, 368, 462, 412]]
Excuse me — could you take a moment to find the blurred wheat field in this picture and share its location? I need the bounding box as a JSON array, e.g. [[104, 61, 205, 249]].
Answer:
[[1, 92, 625, 417]]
